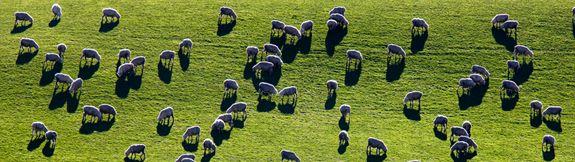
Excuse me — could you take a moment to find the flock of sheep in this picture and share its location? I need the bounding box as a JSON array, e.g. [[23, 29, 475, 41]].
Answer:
[[18, 3, 572, 162]]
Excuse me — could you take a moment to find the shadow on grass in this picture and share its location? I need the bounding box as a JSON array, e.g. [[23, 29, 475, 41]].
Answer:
[[256, 96, 276, 112], [298, 34, 312, 54], [243, 61, 256, 79], [27, 137, 45, 151], [366, 154, 387, 162], [49, 89, 68, 110], [450, 152, 468, 162], [178, 49, 190, 71], [325, 27, 347, 57], [458, 81, 489, 110], [201, 152, 215, 162], [78, 62, 100, 80], [39, 62, 63, 86], [543, 118, 562, 133], [338, 116, 349, 131], [99, 21, 119, 33], [281, 44, 298, 64], [510, 61, 533, 85], [410, 31, 428, 54], [433, 127, 447, 141], [48, 18, 60, 28], [232, 119, 245, 129], [42, 142, 55, 157], [277, 102, 296, 114], [156, 122, 173, 136], [270, 34, 286, 49], [338, 142, 348, 154], [181, 141, 199, 152], [158, 61, 173, 84], [16, 51, 39, 65], [11, 24, 33, 34], [325, 92, 337, 110], [385, 57, 405, 82], [220, 93, 237, 111], [66, 91, 81, 113], [402, 106, 421, 121], [262, 66, 282, 86], [217, 20, 236, 36], [79, 120, 116, 134], [530, 111, 542, 128], [500, 94, 519, 111], [344, 62, 362, 86], [491, 26, 517, 52], [210, 129, 231, 146], [542, 147, 555, 161]]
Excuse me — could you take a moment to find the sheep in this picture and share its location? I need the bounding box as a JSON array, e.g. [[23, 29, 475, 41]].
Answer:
[[98, 104, 117, 120], [542, 106, 562, 121], [271, 20, 286, 36], [450, 126, 469, 140], [501, 80, 519, 97], [176, 153, 196, 162], [180, 158, 194, 162], [252, 61, 274, 77], [217, 113, 234, 128], [102, 8, 121, 22], [246, 46, 259, 62], [179, 38, 193, 53], [45, 130, 57, 148], [573, 7, 575, 16], [329, 13, 349, 27], [366, 137, 388, 155], [263, 43, 282, 57], [458, 78, 476, 95], [219, 6, 237, 23], [329, 6, 346, 15], [338, 130, 350, 145], [266, 55, 283, 67], [31, 122, 48, 138], [182, 126, 201, 144], [469, 74, 486, 86], [51, 3, 62, 19], [283, 25, 301, 44], [280, 150, 301, 162], [471, 65, 490, 79], [458, 136, 478, 152], [500, 20, 518, 35], [507, 60, 520, 75], [14, 12, 34, 26], [326, 80, 339, 96], [19, 38, 39, 53], [45, 53, 62, 65], [300, 20, 314, 37], [340, 104, 351, 123], [346, 50, 363, 68], [450, 141, 469, 157], [326, 19, 339, 31], [116, 63, 135, 78], [491, 14, 509, 26], [157, 107, 174, 125], [159, 50, 175, 65], [130, 56, 146, 74], [433, 115, 448, 132], [125, 144, 146, 160], [403, 91, 423, 109], [223, 79, 239, 95], [278, 86, 298, 103], [54, 73, 74, 89], [82, 105, 102, 123], [226, 102, 248, 118], [513, 45, 534, 60], [211, 119, 225, 133], [387, 44, 406, 59], [542, 135, 555, 152], [57, 43, 67, 56], [461, 121, 472, 136], [411, 18, 429, 33], [203, 138, 217, 155], [118, 49, 131, 61], [530, 100, 543, 114], [258, 82, 278, 100], [81, 48, 101, 63], [68, 78, 83, 95]]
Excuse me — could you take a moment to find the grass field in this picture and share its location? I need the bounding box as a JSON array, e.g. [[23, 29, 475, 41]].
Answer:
[[1, 0, 574, 161]]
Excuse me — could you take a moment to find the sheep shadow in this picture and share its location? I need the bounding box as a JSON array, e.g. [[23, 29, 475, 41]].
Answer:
[[99, 21, 119, 33], [385, 57, 405, 82], [281, 44, 299, 64], [344, 63, 362, 86], [124, 157, 145, 162], [181, 141, 199, 152], [232, 118, 245, 129], [210, 129, 231, 146], [66, 91, 81, 113], [366, 154, 387, 162], [201, 152, 215, 162], [156, 122, 173, 136], [27, 137, 45, 151], [510, 61, 533, 85], [337, 142, 348, 154], [49, 89, 68, 110], [158, 61, 173, 84], [402, 106, 421, 121], [16, 51, 38, 65], [243, 61, 256, 79], [96, 119, 116, 132], [433, 127, 448, 141], [11, 24, 33, 34], [500, 94, 519, 111], [450, 152, 469, 162], [573, 19, 575, 38], [410, 31, 428, 54], [220, 93, 237, 111], [543, 118, 562, 133], [325, 27, 348, 57], [217, 20, 236, 36], [338, 116, 349, 131], [48, 18, 60, 28], [256, 96, 276, 112], [115, 78, 131, 98], [277, 102, 296, 114], [530, 112, 542, 128], [542, 147, 555, 161], [39, 62, 63, 86], [178, 49, 191, 71], [270, 34, 287, 49], [458, 82, 489, 110], [78, 62, 100, 80], [79, 122, 98, 134], [491, 26, 517, 52], [298, 34, 312, 54], [42, 142, 55, 157], [324, 92, 337, 110]]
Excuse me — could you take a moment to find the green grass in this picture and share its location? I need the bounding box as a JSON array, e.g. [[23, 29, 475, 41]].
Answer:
[[1, 0, 574, 161]]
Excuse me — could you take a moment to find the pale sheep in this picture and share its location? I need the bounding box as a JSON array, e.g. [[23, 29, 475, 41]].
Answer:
[[459, 78, 476, 95], [433, 115, 448, 132], [500, 20, 518, 35], [19, 38, 39, 52], [45, 130, 58, 148], [102, 8, 121, 22], [68, 78, 83, 95], [367, 137, 388, 155], [14, 12, 34, 25], [491, 14, 509, 26], [326, 19, 338, 31], [403, 91, 423, 109], [182, 126, 201, 143], [157, 107, 174, 124], [179, 38, 193, 53], [329, 6, 346, 15], [278, 86, 298, 102], [57, 43, 67, 56], [31, 122, 48, 137], [281, 150, 301, 162], [263, 43, 282, 56], [271, 20, 286, 36], [471, 65, 490, 79], [252, 61, 274, 76], [52, 3, 62, 19], [81, 48, 101, 63], [258, 82, 278, 100], [283, 25, 302, 43], [513, 45, 534, 59], [266, 55, 283, 67], [226, 102, 248, 118], [176, 153, 196, 162], [501, 80, 519, 96], [118, 49, 131, 61], [203, 139, 217, 155], [411, 18, 429, 32], [82, 105, 102, 123], [387, 44, 406, 58], [458, 136, 478, 151], [542, 135, 556, 151], [130, 56, 146, 70], [116, 63, 135, 78], [340, 104, 351, 122], [125, 144, 146, 160], [217, 113, 234, 127], [159, 50, 175, 63], [339, 130, 350, 145], [300, 20, 314, 36], [211, 119, 225, 133], [326, 80, 339, 95], [461, 121, 472, 136], [246, 46, 259, 61], [223, 79, 239, 94], [450, 126, 469, 139], [507, 60, 520, 74], [98, 104, 117, 120], [542, 106, 562, 121], [469, 74, 486, 86], [329, 13, 349, 27], [54, 73, 74, 89], [451, 141, 469, 157], [219, 6, 237, 22], [530, 100, 543, 113], [45, 53, 62, 64]]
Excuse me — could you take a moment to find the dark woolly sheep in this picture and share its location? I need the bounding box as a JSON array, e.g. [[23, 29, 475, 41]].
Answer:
[[433, 115, 448, 132], [461, 121, 472, 136], [281, 150, 301, 162], [98, 104, 117, 120], [125, 144, 146, 160], [31, 122, 48, 138], [176, 153, 196, 162], [203, 139, 216, 155], [102, 8, 121, 22], [19, 38, 39, 52], [329, 6, 346, 15], [14, 12, 34, 26], [367, 137, 388, 156], [271, 20, 286, 36], [82, 105, 102, 123], [403, 91, 423, 109], [219, 6, 237, 23], [542, 135, 555, 152], [491, 14, 509, 26]]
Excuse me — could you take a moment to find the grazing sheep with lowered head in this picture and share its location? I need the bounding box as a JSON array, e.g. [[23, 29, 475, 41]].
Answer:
[[57, 43, 67, 56], [530, 100, 543, 113], [130, 56, 146, 74], [433, 115, 448, 132], [462, 121, 472, 136], [252, 61, 274, 77], [450, 126, 469, 140], [179, 38, 193, 53], [159, 50, 175, 64], [211, 119, 225, 133], [471, 65, 490, 79], [283, 25, 301, 44], [451, 141, 469, 157], [157, 107, 174, 124], [19, 38, 39, 52], [542, 135, 555, 152], [326, 80, 339, 95], [45, 53, 62, 64], [14, 12, 34, 25], [387, 44, 406, 58], [266, 55, 283, 67], [500, 20, 518, 35], [279, 86, 298, 103], [542, 106, 562, 121], [458, 136, 478, 152], [271, 20, 286, 36], [491, 14, 509, 26], [31, 122, 48, 138], [469, 74, 486, 86], [81, 48, 101, 63], [203, 139, 216, 155], [326, 19, 339, 31], [246, 46, 259, 62], [263, 43, 282, 56], [98, 104, 117, 120], [125, 144, 146, 160], [45, 130, 57, 148], [182, 126, 201, 143], [367, 137, 388, 155], [176, 153, 196, 162], [340, 104, 351, 123], [329, 13, 349, 27], [68, 78, 83, 95], [403, 91, 423, 109], [300, 20, 314, 36], [217, 113, 234, 128], [52, 4, 62, 19], [54, 73, 73, 89], [118, 49, 131, 61], [507, 60, 520, 75], [258, 82, 277, 100], [82, 105, 102, 123], [411, 18, 429, 33], [501, 80, 519, 97], [116, 63, 135, 78], [339, 130, 350, 145], [458, 78, 476, 95], [513, 45, 534, 60], [226, 102, 248, 118], [219, 6, 237, 22], [102, 8, 121, 22], [281, 150, 301, 162], [329, 6, 346, 15], [223, 79, 239, 95], [346, 50, 363, 69]]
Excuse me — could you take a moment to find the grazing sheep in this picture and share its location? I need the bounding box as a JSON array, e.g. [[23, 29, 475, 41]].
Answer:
[[403, 91, 423, 109], [219, 6, 237, 22], [461, 121, 472, 136], [283, 25, 301, 43], [340, 104, 351, 123], [500, 20, 518, 35], [542, 106, 562, 121], [339, 130, 350, 145], [450, 126, 469, 140], [263, 43, 282, 56], [118, 49, 131, 61], [451, 141, 469, 157], [180, 158, 194, 162], [14, 12, 34, 25], [51, 3, 62, 19], [217, 113, 234, 127], [252, 61, 274, 76], [246, 46, 259, 62], [182, 126, 201, 143], [19, 38, 39, 52], [54, 73, 74, 89], [223, 79, 239, 95], [326, 80, 339, 95], [176, 153, 196, 162], [411, 18, 429, 32], [271, 20, 286, 36], [82, 105, 102, 123], [507, 60, 520, 75], [31, 122, 48, 138], [491, 14, 509, 26], [68, 78, 83, 95], [157, 107, 174, 124], [280, 150, 301, 162], [211, 119, 225, 133], [98, 104, 117, 120], [346, 50, 363, 68], [45, 130, 57, 148], [387, 44, 406, 58], [513, 45, 534, 60], [300, 20, 314, 36], [501, 80, 519, 97], [530, 100, 543, 114], [159, 50, 175, 64], [366, 137, 388, 155], [45, 53, 62, 64], [458, 136, 478, 152], [326, 19, 339, 31], [179, 38, 193, 53], [125, 144, 146, 160], [469, 74, 486, 86], [102, 8, 121, 22], [130, 56, 146, 73], [116, 63, 135, 78], [329, 6, 346, 15], [258, 82, 278, 100], [266, 55, 283, 67], [329, 13, 349, 27], [57, 43, 67, 56], [278, 86, 298, 103], [542, 135, 555, 151], [203, 139, 217, 155], [459, 78, 476, 95], [81, 48, 101, 63], [471, 65, 490, 79], [433, 115, 448, 132], [226, 102, 248, 117]]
